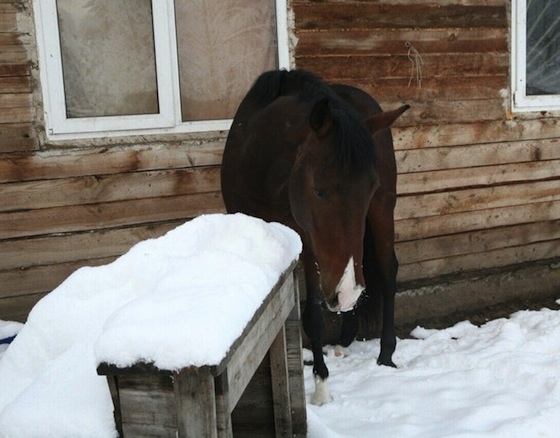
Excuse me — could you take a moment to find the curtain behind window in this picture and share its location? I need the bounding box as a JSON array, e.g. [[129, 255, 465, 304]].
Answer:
[[57, 0, 158, 118], [526, 0, 560, 95], [175, 0, 277, 121], [56, 0, 278, 121]]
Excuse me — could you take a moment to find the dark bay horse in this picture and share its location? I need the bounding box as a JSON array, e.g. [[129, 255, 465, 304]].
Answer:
[[221, 69, 409, 405]]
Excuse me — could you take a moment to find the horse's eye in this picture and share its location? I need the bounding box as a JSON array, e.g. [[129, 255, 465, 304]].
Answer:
[[313, 187, 328, 200]]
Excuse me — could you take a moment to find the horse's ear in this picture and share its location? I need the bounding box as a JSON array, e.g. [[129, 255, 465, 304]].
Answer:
[[365, 104, 410, 134], [310, 97, 333, 137]]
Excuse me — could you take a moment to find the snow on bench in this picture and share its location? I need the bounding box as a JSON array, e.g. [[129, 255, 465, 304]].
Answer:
[[0, 214, 304, 438]]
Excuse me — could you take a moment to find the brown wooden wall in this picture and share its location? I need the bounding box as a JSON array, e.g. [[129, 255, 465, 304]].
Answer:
[[1, 0, 559, 323]]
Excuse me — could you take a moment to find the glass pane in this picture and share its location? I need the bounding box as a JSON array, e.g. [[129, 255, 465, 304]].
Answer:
[[526, 0, 560, 95], [175, 0, 278, 121], [57, 0, 159, 118]]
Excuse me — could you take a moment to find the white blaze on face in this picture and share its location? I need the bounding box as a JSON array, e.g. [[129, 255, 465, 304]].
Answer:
[[335, 256, 364, 311]]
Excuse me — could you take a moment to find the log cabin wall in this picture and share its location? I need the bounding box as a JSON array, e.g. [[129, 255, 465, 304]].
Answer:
[[1, 0, 559, 324]]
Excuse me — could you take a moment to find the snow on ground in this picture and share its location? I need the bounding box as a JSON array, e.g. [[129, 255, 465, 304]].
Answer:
[[0, 212, 559, 437], [305, 305, 560, 438]]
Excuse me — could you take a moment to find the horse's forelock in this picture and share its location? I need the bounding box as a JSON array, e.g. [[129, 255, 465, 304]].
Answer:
[[292, 71, 376, 174], [328, 102, 376, 175]]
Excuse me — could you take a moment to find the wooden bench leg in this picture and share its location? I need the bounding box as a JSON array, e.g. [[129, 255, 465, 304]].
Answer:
[[174, 367, 218, 438], [287, 265, 307, 437], [270, 267, 308, 438], [215, 371, 233, 438], [270, 325, 293, 437]]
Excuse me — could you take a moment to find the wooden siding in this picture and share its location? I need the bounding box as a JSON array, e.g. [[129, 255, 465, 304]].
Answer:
[[292, 0, 560, 289], [0, 141, 226, 321], [1, 0, 559, 323]]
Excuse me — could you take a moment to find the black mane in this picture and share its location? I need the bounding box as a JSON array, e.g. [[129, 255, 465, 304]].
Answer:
[[245, 69, 376, 174]]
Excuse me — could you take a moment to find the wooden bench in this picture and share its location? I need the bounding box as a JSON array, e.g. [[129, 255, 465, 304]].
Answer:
[[97, 260, 307, 438]]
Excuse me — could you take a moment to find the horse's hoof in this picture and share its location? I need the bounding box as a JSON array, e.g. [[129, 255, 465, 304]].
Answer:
[[377, 357, 397, 368], [332, 345, 350, 358]]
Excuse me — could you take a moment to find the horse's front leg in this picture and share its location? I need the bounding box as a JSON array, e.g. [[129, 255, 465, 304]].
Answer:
[[377, 250, 397, 367], [366, 208, 398, 368], [334, 308, 358, 359], [302, 295, 333, 405]]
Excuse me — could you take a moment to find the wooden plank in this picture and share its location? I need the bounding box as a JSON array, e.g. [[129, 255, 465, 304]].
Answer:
[[285, 268, 306, 437], [0, 62, 28, 76], [401, 98, 506, 125], [0, 76, 30, 93], [398, 160, 560, 195], [396, 139, 560, 175], [0, 291, 47, 322], [397, 219, 560, 265], [399, 239, 560, 282], [214, 372, 233, 437], [0, 191, 225, 239], [0, 221, 180, 271], [118, 382, 177, 428], [0, 6, 17, 33], [297, 53, 508, 81], [395, 180, 560, 220], [0, 123, 35, 152], [0, 257, 115, 300], [0, 142, 224, 183], [395, 200, 560, 242], [119, 390, 176, 429], [0, 33, 25, 46], [106, 376, 123, 438], [121, 423, 176, 438], [1, 166, 222, 212], [337, 76, 508, 104], [294, 0, 507, 6], [269, 326, 292, 437], [392, 120, 560, 151], [292, 3, 506, 30], [0, 104, 31, 123], [0, 91, 31, 106], [295, 28, 508, 56], [174, 367, 218, 438], [224, 273, 295, 410]]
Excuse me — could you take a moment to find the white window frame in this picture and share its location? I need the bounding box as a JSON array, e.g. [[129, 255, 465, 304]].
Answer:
[[33, 0, 290, 140], [511, 0, 560, 112]]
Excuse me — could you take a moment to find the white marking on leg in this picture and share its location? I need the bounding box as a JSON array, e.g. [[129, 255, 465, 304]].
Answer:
[[311, 375, 333, 406], [335, 256, 364, 312], [332, 344, 350, 358]]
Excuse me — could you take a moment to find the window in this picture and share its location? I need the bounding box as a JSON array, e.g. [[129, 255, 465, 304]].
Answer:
[[33, 0, 289, 139], [512, 0, 560, 112]]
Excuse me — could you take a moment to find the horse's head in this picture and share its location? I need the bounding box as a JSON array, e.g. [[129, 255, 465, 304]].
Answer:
[[289, 97, 409, 312]]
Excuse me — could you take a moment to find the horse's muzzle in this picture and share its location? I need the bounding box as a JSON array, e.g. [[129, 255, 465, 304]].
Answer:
[[328, 257, 364, 312]]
